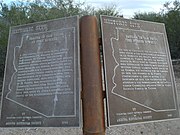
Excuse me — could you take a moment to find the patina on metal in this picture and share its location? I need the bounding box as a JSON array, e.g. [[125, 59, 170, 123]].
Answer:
[[101, 15, 179, 127], [0, 16, 81, 127]]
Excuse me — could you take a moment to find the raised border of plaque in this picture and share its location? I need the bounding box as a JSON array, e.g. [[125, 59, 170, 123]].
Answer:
[[100, 15, 179, 127], [0, 16, 81, 127]]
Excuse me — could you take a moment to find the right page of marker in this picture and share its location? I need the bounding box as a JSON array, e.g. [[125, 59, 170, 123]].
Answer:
[[100, 15, 179, 127]]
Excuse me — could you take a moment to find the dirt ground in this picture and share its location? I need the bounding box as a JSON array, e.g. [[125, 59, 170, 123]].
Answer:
[[0, 64, 180, 135]]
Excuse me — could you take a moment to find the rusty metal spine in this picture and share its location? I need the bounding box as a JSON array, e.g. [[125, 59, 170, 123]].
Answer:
[[80, 15, 105, 135]]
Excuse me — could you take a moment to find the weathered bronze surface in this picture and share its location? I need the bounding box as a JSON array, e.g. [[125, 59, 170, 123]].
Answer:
[[101, 15, 179, 126], [0, 16, 81, 127]]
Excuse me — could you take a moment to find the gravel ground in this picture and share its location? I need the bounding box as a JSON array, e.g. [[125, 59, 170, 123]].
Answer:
[[0, 65, 180, 135]]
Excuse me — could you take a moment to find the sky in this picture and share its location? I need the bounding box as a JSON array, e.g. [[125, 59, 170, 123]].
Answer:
[[4, 0, 169, 18], [77, 0, 168, 18]]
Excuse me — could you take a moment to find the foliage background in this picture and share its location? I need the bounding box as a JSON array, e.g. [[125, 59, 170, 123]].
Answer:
[[0, 0, 180, 91]]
